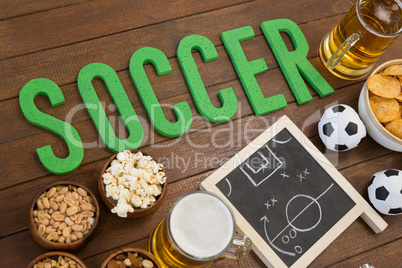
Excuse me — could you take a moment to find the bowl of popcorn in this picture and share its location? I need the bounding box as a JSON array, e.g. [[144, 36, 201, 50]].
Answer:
[[28, 181, 100, 251], [99, 247, 161, 268], [358, 59, 402, 152], [98, 150, 167, 218], [27, 251, 87, 268]]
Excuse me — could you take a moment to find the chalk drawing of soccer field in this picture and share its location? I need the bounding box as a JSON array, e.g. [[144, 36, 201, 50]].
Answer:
[[203, 117, 387, 268], [260, 183, 334, 257]]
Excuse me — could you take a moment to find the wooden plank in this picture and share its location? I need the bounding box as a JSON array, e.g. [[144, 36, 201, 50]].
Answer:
[[0, 0, 353, 101], [0, 74, 368, 190], [0, 136, 391, 238], [0, 81, 394, 237], [0, 0, 92, 20], [0, 0, 251, 60], [0, 13, 349, 144], [325, 238, 402, 268], [0, 153, 399, 268], [1, 17, 401, 142]]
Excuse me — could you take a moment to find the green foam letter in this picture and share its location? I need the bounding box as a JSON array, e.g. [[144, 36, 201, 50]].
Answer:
[[130, 47, 192, 137], [177, 35, 237, 123], [77, 63, 143, 152], [261, 19, 334, 104], [19, 78, 84, 175], [222, 26, 287, 116]]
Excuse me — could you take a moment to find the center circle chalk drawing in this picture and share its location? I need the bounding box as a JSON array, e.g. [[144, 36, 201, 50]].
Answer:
[[261, 183, 334, 257], [285, 194, 322, 233]]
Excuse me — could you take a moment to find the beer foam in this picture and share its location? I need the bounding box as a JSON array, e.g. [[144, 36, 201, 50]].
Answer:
[[375, 3, 392, 24], [169, 192, 235, 259]]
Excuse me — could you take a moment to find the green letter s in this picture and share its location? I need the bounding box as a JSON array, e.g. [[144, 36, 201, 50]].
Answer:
[[19, 78, 84, 175]]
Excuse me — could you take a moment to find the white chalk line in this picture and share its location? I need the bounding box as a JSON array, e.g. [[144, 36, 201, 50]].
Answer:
[[225, 178, 232, 197]]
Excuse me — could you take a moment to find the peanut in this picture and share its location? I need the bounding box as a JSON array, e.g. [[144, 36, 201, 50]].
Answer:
[[60, 202, 67, 214], [46, 232, 58, 241], [64, 197, 75, 207], [77, 188, 87, 197], [42, 197, 50, 209], [65, 217, 74, 226], [72, 224, 83, 232], [55, 194, 65, 202], [38, 224, 46, 235], [36, 199, 44, 210], [66, 206, 79, 216], [81, 203, 92, 211], [46, 187, 57, 198]]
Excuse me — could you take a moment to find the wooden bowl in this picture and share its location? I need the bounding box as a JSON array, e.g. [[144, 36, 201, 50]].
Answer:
[[100, 247, 161, 268], [26, 251, 87, 268], [98, 150, 167, 219], [28, 181, 100, 251]]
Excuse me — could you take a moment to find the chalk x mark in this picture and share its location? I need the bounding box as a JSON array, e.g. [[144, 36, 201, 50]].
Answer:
[[297, 174, 305, 182], [225, 178, 232, 197]]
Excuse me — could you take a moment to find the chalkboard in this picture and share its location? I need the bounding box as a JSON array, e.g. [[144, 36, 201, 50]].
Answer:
[[200, 116, 387, 268]]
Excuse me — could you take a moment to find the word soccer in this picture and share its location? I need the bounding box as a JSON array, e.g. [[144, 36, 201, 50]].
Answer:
[[19, 19, 334, 175]]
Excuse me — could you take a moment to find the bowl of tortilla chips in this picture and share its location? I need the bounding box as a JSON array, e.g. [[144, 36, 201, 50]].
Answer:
[[358, 59, 402, 152]]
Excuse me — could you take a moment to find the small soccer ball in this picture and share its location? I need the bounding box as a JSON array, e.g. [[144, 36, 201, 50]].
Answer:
[[368, 169, 402, 215], [318, 104, 366, 152]]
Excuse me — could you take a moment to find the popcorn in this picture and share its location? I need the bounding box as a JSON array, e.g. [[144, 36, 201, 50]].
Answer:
[[103, 150, 166, 217], [131, 195, 143, 207], [103, 172, 117, 185], [111, 198, 134, 218]]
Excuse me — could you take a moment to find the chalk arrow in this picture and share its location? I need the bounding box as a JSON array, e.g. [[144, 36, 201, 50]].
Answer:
[[261, 215, 295, 256]]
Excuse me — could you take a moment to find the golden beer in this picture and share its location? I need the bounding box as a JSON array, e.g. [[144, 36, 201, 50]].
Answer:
[[147, 191, 251, 268], [320, 0, 402, 80]]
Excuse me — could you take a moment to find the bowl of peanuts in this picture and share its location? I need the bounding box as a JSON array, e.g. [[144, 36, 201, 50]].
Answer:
[[99, 247, 161, 268], [27, 251, 87, 268], [358, 59, 402, 152], [28, 181, 100, 251], [98, 150, 167, 219]]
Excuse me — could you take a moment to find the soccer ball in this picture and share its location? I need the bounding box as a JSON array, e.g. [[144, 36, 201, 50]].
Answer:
[[318, 104, 366, 152], [368, 169, 402, 215]]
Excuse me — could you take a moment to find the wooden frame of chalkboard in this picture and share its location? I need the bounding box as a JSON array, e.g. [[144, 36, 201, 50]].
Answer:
[[200, 116, 387, 268]]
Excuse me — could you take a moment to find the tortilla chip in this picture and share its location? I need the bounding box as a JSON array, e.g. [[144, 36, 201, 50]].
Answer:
[[382, 64, 402, 76], [396, 93, 402, 102], [367, 74, 401, 98], [385, 119, 402, 139], [369, 96, 400, 123]]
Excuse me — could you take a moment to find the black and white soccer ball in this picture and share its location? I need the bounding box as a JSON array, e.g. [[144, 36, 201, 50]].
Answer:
[[318, 104, 366, 152], [368, 169, 402, 215]]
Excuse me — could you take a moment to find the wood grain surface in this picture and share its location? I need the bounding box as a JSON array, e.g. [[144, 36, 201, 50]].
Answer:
[[0, 0, 401, 267]]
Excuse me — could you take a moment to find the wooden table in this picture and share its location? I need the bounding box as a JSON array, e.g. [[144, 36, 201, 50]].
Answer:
[[0, 0, 401, 267]]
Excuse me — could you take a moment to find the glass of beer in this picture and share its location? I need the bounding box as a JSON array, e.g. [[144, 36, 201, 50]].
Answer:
[[319, 0, 402, 80], [147, 191, 252, 268]]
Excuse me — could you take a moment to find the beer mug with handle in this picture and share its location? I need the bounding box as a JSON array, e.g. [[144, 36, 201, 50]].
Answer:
[[147, 191, 253, 268], [319, 0, 402, 80]]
